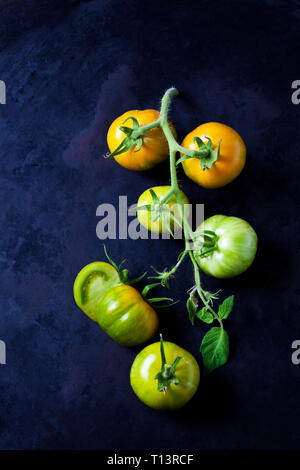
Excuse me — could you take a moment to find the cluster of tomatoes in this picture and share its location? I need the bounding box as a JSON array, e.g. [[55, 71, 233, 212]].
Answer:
[[107, 109, 246, 187], [73, 104, 257, 410]]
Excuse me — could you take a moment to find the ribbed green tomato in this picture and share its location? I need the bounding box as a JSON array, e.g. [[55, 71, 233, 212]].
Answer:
[[96, 285, 158, 347], [137, 186, 189, 234], [73, 261, 121, 321], [130, 340, 200, 410], [194, 215, 257, 279]]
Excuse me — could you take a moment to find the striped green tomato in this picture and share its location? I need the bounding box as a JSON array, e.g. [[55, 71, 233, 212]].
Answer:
[[194, 215, 257, 279], [96, 285, 158, 347]]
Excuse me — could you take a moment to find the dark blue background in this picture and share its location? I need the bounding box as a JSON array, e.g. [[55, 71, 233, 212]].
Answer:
[[0, 0, 299, 450]]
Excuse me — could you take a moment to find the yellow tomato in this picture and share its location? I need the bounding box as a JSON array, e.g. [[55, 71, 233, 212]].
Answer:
[[107, 109, 176, 171], [137, 185, 189, 234], [181, 122, 246, 188]]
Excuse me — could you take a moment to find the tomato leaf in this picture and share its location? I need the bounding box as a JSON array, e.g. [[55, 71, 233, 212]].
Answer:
[[218, 295, 234, 320], [160, 213, 174, 237], [193, 136, 208, 150], [195, 136, 221, 171], [196, 307, 214, 324], [199, 142, 220, 171], [108, 116, 141, 158], [133, 203, 152, 212], [127, 271, 147, 285], [186, 297, 197, 325], [149, 188, 159, 204], [122, 116, 140, 129], [200, 327, 229, 374], [119, 268, 129, 283], [147, 297, 174, 303], [103, 246, 146, 286], [141, 282, 161, 298], [176, 137, 221, 170], [134, 137, 143, 152], [103, 245, 119, 271], [154, 299, 180, 309], [176, 155, 192, 165]]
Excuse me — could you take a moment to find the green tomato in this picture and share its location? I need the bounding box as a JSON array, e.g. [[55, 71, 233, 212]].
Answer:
[[96, 285, 158, 347], [194, 215, 257, 279], [137, 185, 189, 234], [73, 262, 121, 321], [130, 339, 200, 410]]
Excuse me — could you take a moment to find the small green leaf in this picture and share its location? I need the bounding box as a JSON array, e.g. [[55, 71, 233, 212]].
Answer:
[[196, 308, 214, 324], [218, 295, 234, 320], [200, 327, 229, 374], [186, 297, 197, 325], [133, 204, 152, 212], [193, 136, 207, 150], [155, 299, 180, 309], [176, 155, 191, 165], [134, 137, 143, 152], [108, 136, 136, 158], [141, 282, 161, 298], [119, 268, 129, 283], [147, 297, 174, 303], [160, 214, 174, 237], [149, 188, 159, 204], [103, 245, 119, 271], [122, 116, 140, 129], [127, 271, 147, 285], [118, 258, 127, 271], [199, 151, 219, 171], [177, 136, 221, 170], [103, 246, 146, 286], [108, 116, 141, 158], [119, 125, 132, 135]]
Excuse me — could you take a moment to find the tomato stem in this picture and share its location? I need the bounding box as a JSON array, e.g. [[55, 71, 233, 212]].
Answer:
[[113, 88, 226, 348], [189, 251, 222, 327], [155, 335, 182, 392], [156, 88, 222, 325], [133, 119, 160, 138]]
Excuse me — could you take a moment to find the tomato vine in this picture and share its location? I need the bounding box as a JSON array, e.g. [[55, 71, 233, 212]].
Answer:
[[108, 87, 237, 373]]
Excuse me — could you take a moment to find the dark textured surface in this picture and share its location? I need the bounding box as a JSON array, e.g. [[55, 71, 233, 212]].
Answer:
[[0, 0, 299, 450]]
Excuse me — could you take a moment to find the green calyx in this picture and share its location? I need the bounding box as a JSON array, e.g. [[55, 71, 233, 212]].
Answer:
[[103, 245, 147, 285], [108, 116, 144, 158], [176, 136, 221, 171], [104, 246, 178, 308], [141, 282, 179, 309], [195, 230, 218, 258], [154, 335, 183, 392], [134, 188, 181, 237]]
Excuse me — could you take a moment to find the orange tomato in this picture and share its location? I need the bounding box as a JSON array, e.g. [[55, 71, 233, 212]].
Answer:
[[107, 109, 176, 171], [181, 122, 246, 188]]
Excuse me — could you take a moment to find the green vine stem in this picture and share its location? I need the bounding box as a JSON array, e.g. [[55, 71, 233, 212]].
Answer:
[[155, 88, 222, 323], [116, 87, 225, 321], [154, 334, 182, 392], [109, 87, 234, 373]]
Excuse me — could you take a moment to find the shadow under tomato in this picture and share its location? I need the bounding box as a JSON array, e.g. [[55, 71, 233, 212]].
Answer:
[[162, 371, 236, 424], [219, 236, 294, 292]]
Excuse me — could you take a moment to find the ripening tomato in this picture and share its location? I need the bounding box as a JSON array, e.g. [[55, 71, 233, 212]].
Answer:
[[137, 185, 189, 234], [73, 261, 121, 321], [107, 109, 176, 171], [194, 215, 257, 278], [130, 338, 200, 410], [181, 122, 246, 188], [96, 285, 158, 347]]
